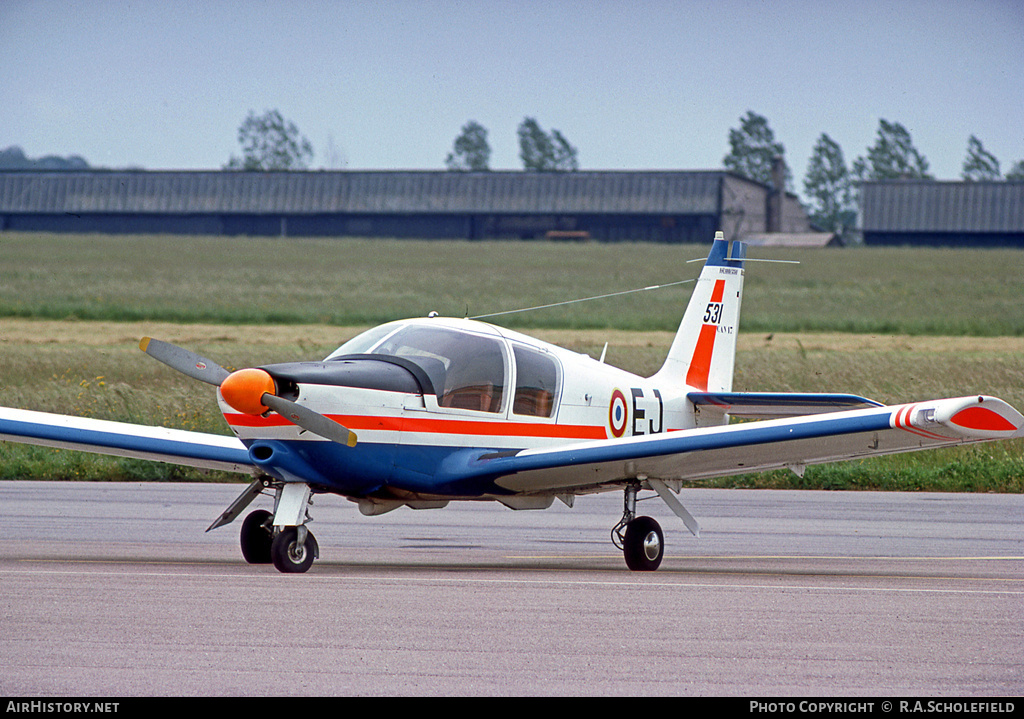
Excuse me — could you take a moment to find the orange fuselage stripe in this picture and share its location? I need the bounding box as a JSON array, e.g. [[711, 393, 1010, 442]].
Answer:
[[224, 412, 609, 440]]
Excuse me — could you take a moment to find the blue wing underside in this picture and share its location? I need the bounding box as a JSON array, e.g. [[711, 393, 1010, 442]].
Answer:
[[0, 407, 252, 474]]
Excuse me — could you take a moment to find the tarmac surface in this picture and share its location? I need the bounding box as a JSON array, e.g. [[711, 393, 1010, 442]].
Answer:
[[0, 481, 1021, 697]]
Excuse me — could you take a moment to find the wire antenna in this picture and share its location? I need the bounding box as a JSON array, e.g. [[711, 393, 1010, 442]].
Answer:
[[468, 279, 696, 320]]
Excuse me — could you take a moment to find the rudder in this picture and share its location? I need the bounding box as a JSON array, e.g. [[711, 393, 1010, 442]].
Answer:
[[653, 232, 745, 392]]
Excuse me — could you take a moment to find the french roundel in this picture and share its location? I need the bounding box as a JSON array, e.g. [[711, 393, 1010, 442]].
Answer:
[[609, 389, 628, 438]]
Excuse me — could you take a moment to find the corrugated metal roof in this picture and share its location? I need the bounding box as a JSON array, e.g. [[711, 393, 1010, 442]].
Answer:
[[861, 181, 1024, 232], [0, 170, 727, 216]]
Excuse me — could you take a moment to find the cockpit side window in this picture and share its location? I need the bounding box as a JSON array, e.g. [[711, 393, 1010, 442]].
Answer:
[[512, 345, 559, 418], [357, 325, 507, 413], [437, 336, 505, 413]]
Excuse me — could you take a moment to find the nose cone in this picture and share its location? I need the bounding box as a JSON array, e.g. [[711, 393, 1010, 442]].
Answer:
[[220, 368, 276, 415]]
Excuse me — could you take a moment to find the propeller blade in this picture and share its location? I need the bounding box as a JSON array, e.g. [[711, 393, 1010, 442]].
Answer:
[[140, 339, 357, 447], [139, 337, 231, 386], [261, 394, 358, 447]]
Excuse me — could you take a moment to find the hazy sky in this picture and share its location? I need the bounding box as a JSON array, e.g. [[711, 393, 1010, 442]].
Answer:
[[2, 0, 1022, 197]]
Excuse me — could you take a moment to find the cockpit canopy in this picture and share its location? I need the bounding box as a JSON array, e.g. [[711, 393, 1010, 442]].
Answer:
[[326, 321, 559, 417]]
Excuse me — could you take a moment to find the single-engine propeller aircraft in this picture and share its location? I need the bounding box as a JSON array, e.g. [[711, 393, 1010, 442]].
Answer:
[[2, 232, 1022, 572]]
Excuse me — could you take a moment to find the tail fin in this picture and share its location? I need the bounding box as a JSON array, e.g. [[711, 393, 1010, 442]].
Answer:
[[653, 232, 745, 392]]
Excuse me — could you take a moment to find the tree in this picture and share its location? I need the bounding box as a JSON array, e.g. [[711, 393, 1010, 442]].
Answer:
[[803, 133, 854, 232], [0, 145, 89, 170], [961, 135, 1001, 181], [1006, 161, 1024, 181], [445, 121, 491, 171], [517, 117, 578, 171], [224, 109, 314, 170], [852, 119, 932, 182], [518, 118, 554, 171], [723, 111, 787, 187]]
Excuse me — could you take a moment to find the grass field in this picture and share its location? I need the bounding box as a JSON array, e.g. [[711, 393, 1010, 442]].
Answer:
[[2, 232, 1024, 334], [1, 231, 1023, 490], [2, 319, 1022, 491]]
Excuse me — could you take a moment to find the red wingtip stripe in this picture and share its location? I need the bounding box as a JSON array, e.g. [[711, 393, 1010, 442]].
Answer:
[[892, 403, 954, 442], [950, 407, 1017, 433]]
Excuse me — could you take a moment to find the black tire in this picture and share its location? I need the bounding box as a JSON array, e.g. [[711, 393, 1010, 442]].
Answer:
[[623, 516, 664, 571], [240, 510, 273, 564], [271, 526, 317, 573]]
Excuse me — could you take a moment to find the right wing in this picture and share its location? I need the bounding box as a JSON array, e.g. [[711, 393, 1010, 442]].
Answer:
[[0, 406, 253, 474], [450, 395, 1024, 495]]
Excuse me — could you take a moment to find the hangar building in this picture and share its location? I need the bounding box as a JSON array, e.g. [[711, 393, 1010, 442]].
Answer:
[[0, 169, 812, 243], [860, 180, 1024, 247]]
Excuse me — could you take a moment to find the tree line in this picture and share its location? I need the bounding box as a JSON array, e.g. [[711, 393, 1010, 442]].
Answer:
[[725, 111, 1024, 232], [224, 109, 1023, 234], [0, 145, 90, 170], [444, 117, 578, 172], [222, 110, 579, 174]]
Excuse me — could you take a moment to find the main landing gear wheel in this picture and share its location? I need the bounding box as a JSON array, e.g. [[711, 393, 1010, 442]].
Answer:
[[271, 526, 319, 573], [613, 482, 665, 571], [239, 509, 273, 564], [623, 516, 664, 572]]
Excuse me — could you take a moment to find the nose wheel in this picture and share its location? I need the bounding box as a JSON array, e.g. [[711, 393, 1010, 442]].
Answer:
[[271, 526, 319, 573], [612, 483, 665, 571]]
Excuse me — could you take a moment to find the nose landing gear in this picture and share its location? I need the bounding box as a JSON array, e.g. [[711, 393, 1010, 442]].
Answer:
[[237, 482, 319, 573]]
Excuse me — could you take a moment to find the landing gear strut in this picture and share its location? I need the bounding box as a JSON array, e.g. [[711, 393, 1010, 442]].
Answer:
[[612, 483, 664, 571]]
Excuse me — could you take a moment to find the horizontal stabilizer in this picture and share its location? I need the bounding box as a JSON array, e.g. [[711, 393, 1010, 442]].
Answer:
[[688, 391, 883, 419]]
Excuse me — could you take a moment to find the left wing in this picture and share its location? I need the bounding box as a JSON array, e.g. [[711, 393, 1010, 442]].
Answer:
[[449, 396, 1024, 495], [0, 406, 253, 474]]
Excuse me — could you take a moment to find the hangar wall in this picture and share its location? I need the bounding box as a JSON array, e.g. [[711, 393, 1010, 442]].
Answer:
[[0, 169, 811, 243], [859, 181, 1024, 247]]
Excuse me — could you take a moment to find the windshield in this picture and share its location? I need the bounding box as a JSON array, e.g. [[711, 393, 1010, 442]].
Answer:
[[326, 323, 403, 359], [328, 324, 508, 413]]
